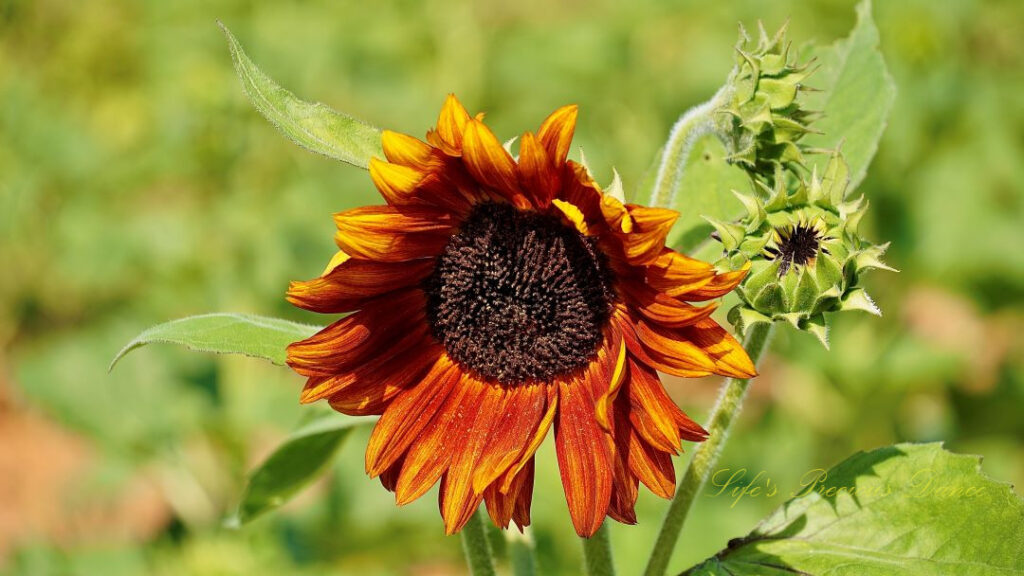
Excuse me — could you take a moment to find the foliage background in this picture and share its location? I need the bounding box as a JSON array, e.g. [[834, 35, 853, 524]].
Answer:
[[1, 0, 1021, 574]]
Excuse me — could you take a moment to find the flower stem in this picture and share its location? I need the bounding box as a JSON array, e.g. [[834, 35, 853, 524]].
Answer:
[[506, 527, 538, 576], [581, 523, 616, 576], [461, 507, 497, 576], [647, 85, 732, 209], [643, 323, 773, 576]]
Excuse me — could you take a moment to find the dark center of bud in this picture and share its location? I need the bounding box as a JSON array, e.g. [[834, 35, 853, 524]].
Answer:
[[425, 203, 616, 385], [767, 223, 824, 276]]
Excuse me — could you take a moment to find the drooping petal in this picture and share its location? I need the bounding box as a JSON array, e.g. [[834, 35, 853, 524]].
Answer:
[[364, 355, 461, 477], [623, 280, 720, 329], [633, 318, 718, 377], [286, 290, 427, 378], [287, 258, 434, 314], [500, 384, 558, 493], [333, 205, 455, 262], [472, 383, 547, 493], [627, 429, 676, 499], [683, 263, 751, 301], [484, 457, 535, 530], [537, 104, 578, 166], [555, 376, 613, 538], [393, 372, 489, 506], [676, 318, 757, 379], [626, 357, 708, 453], [607, 390, 638, 525], [620, 205, 680, 265], [439, 472, 485, 535], [644, 249, 718, 297]]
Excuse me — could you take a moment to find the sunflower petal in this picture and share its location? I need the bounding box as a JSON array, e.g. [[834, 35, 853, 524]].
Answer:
[[325, 338, 442, 415], [677, 318, 757, 379], [333, 205, 454, 262], [369, 157, 427, 206], [428, 94, 471, 154], [286, 290, 427, 378], [555, 377, 613, 538], [364, 355, 461, 477], [518, 131, 559, 207], [462, 119, 523, 203], [287, 258, 434, 314], [621, 205, 680, 265], [472, 383, 546, 493], [439, 473, 485, 535], [633, 319, 718, 377], [627, 429, 676, 499], [537, 104, 578, 166], [624, 280, 720, 329], [683, 263, 751, 301], [382, 129, 441, 169]]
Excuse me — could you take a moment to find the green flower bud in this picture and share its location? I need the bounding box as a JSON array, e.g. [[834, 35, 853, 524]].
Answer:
[[715, 22, 819, 185], [712, 152, 894, 348]]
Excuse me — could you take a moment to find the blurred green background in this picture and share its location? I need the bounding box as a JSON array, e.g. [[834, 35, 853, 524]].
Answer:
[[1, 0, 1021, 574]]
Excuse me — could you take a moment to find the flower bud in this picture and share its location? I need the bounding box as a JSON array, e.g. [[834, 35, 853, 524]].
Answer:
[[708, 152, 894, 347]]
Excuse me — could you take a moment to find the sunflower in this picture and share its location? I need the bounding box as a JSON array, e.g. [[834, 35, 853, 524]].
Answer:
[[285, 95, 755, 538]]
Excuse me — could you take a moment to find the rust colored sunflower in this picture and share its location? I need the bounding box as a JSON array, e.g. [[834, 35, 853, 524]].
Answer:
[[285, 95, 755, 537]]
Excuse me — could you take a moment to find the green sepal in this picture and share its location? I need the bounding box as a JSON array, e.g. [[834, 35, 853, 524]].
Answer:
[[741, 259, 782, 302], [703, 216, 746, 252], [752, 282, 788, 314], [792, 268, 820, 312], [733, 191, 767, 230], [841, 288, 882, 316], [801, 313, 830, 349], [728, 305, 772, 336]]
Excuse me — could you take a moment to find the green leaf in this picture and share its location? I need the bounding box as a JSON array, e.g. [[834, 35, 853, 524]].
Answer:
[[802, 0, 896, 192], [230, 412, 376, 525], [110, 313, 321, 370], [683, 443, 1024, 576], [219, 22, 384, 169]]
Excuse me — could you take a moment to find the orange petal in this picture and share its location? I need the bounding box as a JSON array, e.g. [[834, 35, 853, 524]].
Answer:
[[676, 318, 757, 379], [379, 453, 405, 492], [626, 357, 707, 453], [537, 104, 578, 166], [369, 157, 427, 206], [683, 263, 751, 301], [439, 472, 485, 535], [286, 290, 427, 378], [440, 377, 507, 533], [485, 458, 535, 530], [623, 280, 720, 329], [594, 331, 627, 431], [427, 94, 471, 154], [501, 384, 558, 492], [393, 372, 488, 506], [518, 131, 559, 207], [644, 249, 717, 298], [607, 391, 638, 525], [287, 258, 434, 314], [633, 319, 718, 377], [364, 355, 461, 477], [462, 119, 524, 204], [472, 383, 547, 493], [324, 338, 443, 415], [621, 205, 679, 265], [382, 129, 442, 169], [333, 205, 454, 262], [555, 376, 613, 538], [627, 429, 676, 499]]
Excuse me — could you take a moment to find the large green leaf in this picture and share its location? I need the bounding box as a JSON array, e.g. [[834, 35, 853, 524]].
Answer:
[[110, 313, 321, 370], [219, 22, 384, 169], [683, 443, 1024, 576], [230, 412, 376, 525], [802, 0, 896, 191]]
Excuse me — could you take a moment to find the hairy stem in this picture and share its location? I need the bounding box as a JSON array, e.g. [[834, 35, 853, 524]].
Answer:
[[581, 522, 616, 576], [647, 85, 732, 209], [506, 527, 538, 576], [461, 508, 497, 576], [643, 323, 773, 576]]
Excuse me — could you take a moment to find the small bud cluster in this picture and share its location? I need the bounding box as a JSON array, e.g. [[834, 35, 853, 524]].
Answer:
[[715, 23, 818, 186]]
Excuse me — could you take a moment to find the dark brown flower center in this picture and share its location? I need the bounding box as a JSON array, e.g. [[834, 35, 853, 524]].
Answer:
[[766, 223, 825, 276], [425, 203, 616, 385]]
